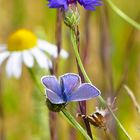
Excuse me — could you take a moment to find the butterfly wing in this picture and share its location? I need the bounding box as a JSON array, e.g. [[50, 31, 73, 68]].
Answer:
[[60, 73, 81, 95], [68, 83, 100, 102], [46, 89, 65, 104], [41, 76, 62, 97]]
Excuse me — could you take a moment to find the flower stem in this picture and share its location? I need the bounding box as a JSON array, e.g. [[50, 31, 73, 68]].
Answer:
[[70, 29, 91, 83], [61, 108, 95, 140], [105, 0, 140, 30], [56, 9, 62, 55], [124, 85, 140, 114], [74, 26, 93, 139], [70, 29, 132, 140], [28, 68, 44, 94]]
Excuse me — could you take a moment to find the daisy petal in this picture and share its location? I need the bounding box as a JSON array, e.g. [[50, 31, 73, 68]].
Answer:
[[38, 39, 68, 59], [31, 47, 51, 69], [0, 44, 7, 52], [38, 39, 57, 58], [22, 51, 34, 68], [6, 55, 13, 77], [60, 49, 69, 59], [0, 51, 10, 65], [6, 52, 22, 78]]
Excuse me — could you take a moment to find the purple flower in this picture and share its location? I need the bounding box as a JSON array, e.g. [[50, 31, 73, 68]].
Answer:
[[41, 73, 100, 104], [48, 0, 102, 11]]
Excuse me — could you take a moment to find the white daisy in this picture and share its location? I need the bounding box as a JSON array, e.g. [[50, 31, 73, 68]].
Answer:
[[0, 29, 68, 78]]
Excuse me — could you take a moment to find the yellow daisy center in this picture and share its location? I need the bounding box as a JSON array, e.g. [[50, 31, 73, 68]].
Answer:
[[7, 29, 37, 51]]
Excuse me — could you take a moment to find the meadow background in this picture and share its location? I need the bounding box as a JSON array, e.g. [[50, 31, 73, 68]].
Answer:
[[0, 0, 140, 140]]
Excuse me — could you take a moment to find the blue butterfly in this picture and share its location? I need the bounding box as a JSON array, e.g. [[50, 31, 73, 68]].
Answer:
[[41, 73, 100, 104]]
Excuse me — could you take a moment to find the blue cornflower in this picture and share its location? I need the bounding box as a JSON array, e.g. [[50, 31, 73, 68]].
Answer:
[[48, 0, 102, 11], [41, 73, 100, 104]]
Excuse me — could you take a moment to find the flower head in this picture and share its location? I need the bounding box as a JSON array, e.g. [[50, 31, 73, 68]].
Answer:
[[64, 4, 80, 28], [0, 29, 68, 78], [7, 29, 37, 51], [48, 0, 102, 11], [41, 73, 100, 104], [78, 111, 106, 129]]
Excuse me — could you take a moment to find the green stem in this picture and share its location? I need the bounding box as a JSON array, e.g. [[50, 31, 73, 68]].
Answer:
[[70, 29, 132, 140], [61, 108, 95, 140], [105, 0, 140, 30], [70, 29, 91, 83], [28, 68, 95, 140], [124, 85, 140, 114], [28, 68, 44, 94]]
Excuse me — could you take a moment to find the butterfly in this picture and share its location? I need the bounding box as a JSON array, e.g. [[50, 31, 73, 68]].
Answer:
[[41, 73, 100, 104]]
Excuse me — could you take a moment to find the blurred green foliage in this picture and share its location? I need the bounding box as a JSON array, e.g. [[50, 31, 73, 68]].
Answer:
[[0, 0, 140, 140]]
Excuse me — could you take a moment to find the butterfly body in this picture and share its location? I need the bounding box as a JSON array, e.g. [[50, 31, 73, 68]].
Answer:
[[46, 99, 66, 112]]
